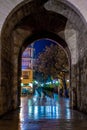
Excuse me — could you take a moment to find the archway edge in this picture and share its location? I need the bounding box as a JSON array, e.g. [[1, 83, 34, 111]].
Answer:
[[19, 30, 71, 74], [22, 30, 68, 49], [51, 0, 87, 26], [1, 0, 87, 38]]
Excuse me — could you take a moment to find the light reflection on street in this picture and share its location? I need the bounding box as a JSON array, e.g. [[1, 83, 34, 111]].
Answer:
[[20, 88, 71, 121], [1, 88, 87, 130]]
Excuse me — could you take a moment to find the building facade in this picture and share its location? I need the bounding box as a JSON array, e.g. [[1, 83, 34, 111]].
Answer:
[[21, 44, 34, 88]]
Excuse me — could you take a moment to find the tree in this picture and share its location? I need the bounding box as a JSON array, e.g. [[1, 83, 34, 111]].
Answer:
[[35, 44, 68, 76], [35, 44, 69, 96]]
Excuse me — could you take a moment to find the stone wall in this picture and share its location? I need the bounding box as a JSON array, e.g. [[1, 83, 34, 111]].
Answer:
[[0, 0, 87, 115], [45, 0, 87, 112], [0, 33, 14, 115]]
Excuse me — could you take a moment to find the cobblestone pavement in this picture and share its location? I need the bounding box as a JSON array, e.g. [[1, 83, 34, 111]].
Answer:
[[0, 89, 87, 130]]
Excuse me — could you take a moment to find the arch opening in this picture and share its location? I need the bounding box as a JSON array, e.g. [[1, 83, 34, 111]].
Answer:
[[18, 32, 71, 103], [20, 37, 70, 120]]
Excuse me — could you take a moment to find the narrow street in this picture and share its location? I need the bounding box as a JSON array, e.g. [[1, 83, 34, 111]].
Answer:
[[0, 88, 87, 130]]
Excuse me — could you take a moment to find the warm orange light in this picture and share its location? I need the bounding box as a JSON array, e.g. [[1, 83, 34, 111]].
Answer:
[[21, 77, 23, 80]]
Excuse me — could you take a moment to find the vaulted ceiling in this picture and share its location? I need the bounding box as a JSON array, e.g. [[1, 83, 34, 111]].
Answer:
[[0, 0, 87, 32]]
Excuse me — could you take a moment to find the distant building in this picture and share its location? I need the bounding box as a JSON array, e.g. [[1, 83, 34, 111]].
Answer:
[[21, 44, 34, 87]]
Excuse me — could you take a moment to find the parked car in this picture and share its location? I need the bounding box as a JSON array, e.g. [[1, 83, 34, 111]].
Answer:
[[21, 86, 33, 95], [21, 87, 28, 95]]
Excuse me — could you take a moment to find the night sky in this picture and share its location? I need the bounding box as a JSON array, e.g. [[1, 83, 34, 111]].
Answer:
[[33, 39, 56, 58]]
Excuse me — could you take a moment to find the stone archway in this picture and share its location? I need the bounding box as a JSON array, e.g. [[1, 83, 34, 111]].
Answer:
[[0, 0, 87, 115], [18, 30, 71, 109]]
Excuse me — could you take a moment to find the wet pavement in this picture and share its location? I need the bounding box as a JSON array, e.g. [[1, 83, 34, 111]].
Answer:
[[0, 88, 87, 130]]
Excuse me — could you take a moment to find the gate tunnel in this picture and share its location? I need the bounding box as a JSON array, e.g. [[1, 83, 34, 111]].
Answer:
[[0, 0, 87, 115]]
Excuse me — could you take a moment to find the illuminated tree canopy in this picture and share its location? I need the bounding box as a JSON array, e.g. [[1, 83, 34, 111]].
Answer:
[[35, 44, 69, 80]]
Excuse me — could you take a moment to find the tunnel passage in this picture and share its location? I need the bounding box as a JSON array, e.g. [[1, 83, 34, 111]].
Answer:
[[0, 0, 87, 115]]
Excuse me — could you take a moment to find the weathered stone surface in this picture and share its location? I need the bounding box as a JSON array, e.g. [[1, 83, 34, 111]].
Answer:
[[0, 0, 87, 115]]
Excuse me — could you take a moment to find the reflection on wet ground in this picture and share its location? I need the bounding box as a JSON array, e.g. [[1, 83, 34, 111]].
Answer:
[[0, 88, 87, 130]]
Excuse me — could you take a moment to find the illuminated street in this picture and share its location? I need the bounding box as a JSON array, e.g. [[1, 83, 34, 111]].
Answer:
[[0, 89, 87, 130]]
